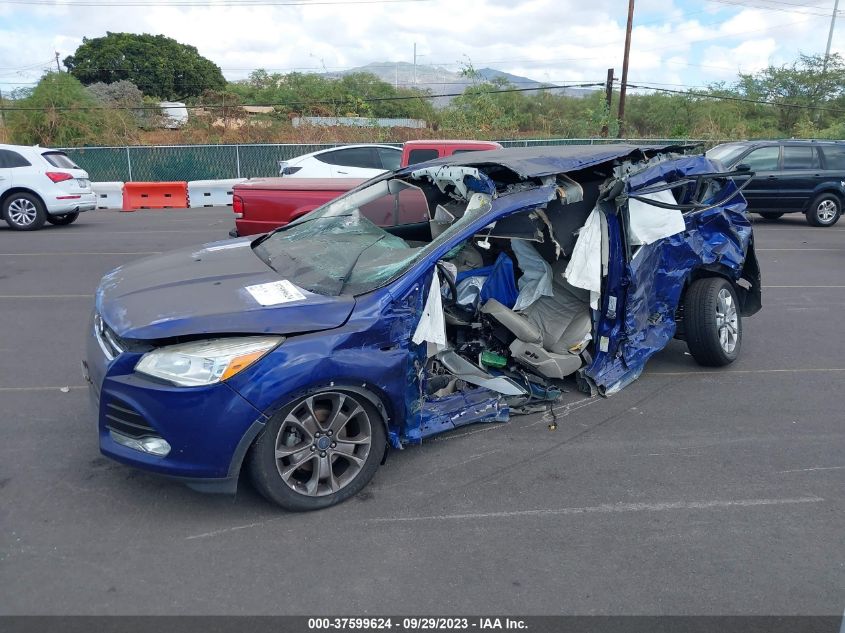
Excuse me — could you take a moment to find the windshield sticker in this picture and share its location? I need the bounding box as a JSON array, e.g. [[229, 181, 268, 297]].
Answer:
[[245, 280, 307, 306]]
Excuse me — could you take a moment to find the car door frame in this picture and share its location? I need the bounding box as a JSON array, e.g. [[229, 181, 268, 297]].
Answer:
[[779, 144, 823, 212], [736, 144, 783, 211]]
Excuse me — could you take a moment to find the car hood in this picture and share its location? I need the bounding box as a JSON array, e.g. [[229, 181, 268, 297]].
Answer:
[[96, 238, 356, 340]]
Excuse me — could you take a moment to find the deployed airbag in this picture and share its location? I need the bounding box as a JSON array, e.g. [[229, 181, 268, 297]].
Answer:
[[628, 185, 686, 247], [565, 208, 603, 310]]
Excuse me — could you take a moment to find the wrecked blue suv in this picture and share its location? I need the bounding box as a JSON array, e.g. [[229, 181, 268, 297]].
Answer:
[[83, 145, 761, 511]]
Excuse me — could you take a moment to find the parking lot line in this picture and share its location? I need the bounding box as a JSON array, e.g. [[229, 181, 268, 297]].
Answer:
[[0, 251, 161, 256], [776, 466, 845, 474], [0, 385, 87, 392], [0, 294, 92, 298], [649, 367, 845, 376], [365, 496, 826, 524]]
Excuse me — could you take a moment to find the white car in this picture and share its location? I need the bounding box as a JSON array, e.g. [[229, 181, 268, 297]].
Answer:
[[278, 144, 402, 179], [0, 144, 96, 231]]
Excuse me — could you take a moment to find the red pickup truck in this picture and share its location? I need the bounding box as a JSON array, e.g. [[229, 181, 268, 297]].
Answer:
[[231, 139, 501, 237]]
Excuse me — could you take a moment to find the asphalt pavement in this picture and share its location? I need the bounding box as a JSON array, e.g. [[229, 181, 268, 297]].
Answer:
[[0, 208, 843, 615]]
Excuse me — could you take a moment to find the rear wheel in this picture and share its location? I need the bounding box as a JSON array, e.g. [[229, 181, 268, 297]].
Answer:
[[806, 193, 841, 227], [684, 277, 741, 367], [248, 389, 385, 511], [2, 193, 46, 231], [758, 212, 783, 220], [47, 212, 79, 226]]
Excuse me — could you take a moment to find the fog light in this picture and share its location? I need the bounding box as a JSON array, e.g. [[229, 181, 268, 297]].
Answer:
[[110, 430, 171, 457]]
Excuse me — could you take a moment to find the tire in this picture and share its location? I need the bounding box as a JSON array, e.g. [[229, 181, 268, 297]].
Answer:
[[248, 389, 386, 511], [806, 193, 841, 227], [47, 212, 80, 226], [2, 192, 46, 231], [758, 212, 783, 220], [684, 277, 741, 367]]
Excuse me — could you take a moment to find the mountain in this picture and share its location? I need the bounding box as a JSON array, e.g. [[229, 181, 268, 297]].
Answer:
[[327, 62, 597, 106]]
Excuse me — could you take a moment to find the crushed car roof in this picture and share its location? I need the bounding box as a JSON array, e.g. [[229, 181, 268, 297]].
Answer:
[[411, 143, 691, 179]]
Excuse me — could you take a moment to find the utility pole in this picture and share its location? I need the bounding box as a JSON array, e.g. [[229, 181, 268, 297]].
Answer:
[[823, 0, 840, 74], [601, 68, 614, 138], [617, 0, 635, 139], [413, 42, 417, 85], [54, 51, 61, 72]]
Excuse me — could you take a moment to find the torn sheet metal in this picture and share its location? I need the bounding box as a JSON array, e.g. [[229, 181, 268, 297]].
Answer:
[[436, 350, 527, 396], [410, 165, 495, 199], [564, 208, 603, 310], [405, 144, 684, 179], [584, 155, 755, 394], [628, 184, 686, 247], [417, 388, 509, 440]]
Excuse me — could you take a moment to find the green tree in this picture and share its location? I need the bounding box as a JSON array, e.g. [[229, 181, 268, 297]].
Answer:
[[6, 72, 138, 146], [734, 53, 845, 134], [64, 32, 225, 100]]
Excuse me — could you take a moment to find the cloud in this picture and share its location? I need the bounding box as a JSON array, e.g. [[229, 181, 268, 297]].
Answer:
[[0, 0, 839, 95]]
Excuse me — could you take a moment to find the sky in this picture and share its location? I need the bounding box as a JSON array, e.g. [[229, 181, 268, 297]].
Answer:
[[0, 0, 842, 96]]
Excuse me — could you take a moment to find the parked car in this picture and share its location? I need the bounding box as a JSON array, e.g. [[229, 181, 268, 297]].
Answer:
[[84, 144, 760, 511], [277, 144, 402, 179], [401, 139, 502, 166], [276, 140, 503, 180], [237, 141, 504, 237], [232, 178, 365, 237], [0, 144, 95, 231], [706, 139, 845, 227]]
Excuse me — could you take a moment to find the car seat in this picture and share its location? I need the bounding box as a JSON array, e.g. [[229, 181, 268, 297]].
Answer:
[[481, 260, 592, 379]]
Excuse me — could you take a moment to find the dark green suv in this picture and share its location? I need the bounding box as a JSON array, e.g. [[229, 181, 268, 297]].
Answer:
[[707, 140, 845, 227]]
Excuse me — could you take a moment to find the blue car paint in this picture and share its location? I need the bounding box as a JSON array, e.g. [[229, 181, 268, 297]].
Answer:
[[96, 239, 356, 339], [87, 147, 758, 491]]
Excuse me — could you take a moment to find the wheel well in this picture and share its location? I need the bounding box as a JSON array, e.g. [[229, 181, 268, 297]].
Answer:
[[243, 383, 393, 469], [0, 187, 46, 210], [803, 188, 844, 212]]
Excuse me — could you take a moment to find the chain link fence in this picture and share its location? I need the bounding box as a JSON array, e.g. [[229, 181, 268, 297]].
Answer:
[[60, 139, 721, 182]]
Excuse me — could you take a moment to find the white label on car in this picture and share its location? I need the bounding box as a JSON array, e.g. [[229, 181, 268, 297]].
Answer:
[[245, 280, 307, 306]]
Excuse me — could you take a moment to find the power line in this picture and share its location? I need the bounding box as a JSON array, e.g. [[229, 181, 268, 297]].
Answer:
[[706, 0, 841, 17], [625, 81, 845, 114], [0, 81, 606, 111]]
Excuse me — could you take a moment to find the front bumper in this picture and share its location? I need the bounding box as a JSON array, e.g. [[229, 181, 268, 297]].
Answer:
[[85, 316, 267, 490]]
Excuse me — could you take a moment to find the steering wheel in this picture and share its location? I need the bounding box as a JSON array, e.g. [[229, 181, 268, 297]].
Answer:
[[436, 261, 458, 308]]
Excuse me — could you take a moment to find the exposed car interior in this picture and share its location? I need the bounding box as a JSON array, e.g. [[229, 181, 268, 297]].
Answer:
[[376, 164, 611, 409]]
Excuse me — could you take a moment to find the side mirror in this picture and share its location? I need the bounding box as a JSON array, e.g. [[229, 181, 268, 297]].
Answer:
[[735, 163, 751, 172]]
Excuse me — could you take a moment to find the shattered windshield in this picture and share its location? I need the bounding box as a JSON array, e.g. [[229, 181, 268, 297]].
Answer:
[[253, 178, 493, 296]]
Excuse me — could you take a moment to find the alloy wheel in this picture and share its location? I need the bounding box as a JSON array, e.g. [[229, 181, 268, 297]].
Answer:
[[273, 392, 373, 497], [817, 199, 838, 223], [715, 288, 738, 354], [7, 198, 38, 226]]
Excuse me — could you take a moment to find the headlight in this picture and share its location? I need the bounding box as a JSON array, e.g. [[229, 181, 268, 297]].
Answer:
[[135, 336, 282, 387]]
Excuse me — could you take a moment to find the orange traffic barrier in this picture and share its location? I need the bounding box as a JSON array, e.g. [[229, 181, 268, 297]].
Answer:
[[122, 182, 188, 211]]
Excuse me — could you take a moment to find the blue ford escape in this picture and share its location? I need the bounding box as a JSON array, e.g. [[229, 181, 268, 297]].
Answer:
[[83, 145, 761, 511]]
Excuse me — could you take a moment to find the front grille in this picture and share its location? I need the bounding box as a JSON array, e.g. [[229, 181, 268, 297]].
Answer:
[[104, 398, 157, 439], [94, 313, 125, 360]]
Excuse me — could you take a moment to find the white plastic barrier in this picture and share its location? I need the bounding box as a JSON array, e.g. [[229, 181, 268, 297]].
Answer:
[[188, 178, 247, 208], [91, 182, 124, 210]]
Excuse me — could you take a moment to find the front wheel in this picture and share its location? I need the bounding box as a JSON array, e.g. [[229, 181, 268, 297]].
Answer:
[[684, 278, 742, 367], [806, 193, 841, 227], [47, 212, 80, 226], [2, 193, 46, 231], [248, 390, 385, 511], [758, 212, 783, 220]]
